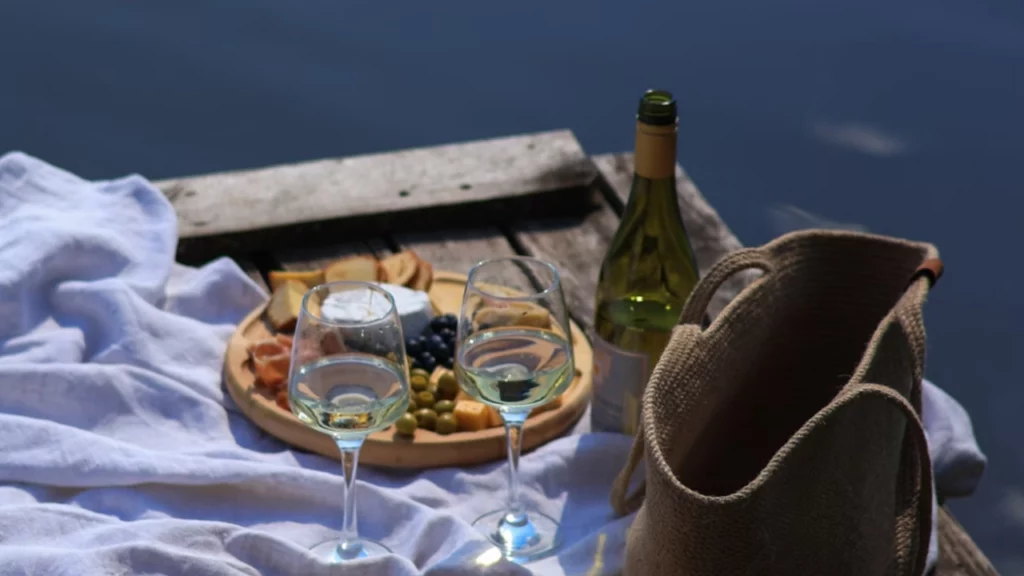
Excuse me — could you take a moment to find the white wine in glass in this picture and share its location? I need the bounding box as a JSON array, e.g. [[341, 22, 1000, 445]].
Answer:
[[288, 281, 410, 563], [455, 256, 574, 562]]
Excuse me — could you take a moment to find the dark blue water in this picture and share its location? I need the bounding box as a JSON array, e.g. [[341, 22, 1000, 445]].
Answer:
[[4, 0, 1022, 570]]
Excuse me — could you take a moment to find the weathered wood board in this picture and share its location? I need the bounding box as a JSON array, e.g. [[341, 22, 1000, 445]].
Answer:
[[157, 131, 596, 263], [392, 228, 533, 294], [274, 240, 391, 272], [509, 186, 620, 332], [936, 508, 998, 575]]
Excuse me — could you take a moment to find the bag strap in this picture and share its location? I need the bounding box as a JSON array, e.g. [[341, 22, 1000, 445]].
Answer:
[[612, 247, 777, 515], [849, 383, 934, 576], [678, 247, 774, 326], [609, 321, 701, 515], [610, 418, 648, 515]]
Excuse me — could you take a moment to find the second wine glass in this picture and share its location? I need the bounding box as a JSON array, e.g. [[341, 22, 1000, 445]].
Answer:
[[454, 256, 575, 562]]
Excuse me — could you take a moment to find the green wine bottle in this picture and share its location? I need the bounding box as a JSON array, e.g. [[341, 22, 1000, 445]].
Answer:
[[591, 89, 700, 436]]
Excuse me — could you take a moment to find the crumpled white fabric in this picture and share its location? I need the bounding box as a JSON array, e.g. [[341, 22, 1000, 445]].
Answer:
[[0, 151, 984, 575]]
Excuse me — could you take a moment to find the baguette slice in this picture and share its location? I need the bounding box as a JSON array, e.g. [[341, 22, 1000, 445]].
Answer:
[[409, 259, 433, 292], [268, 269, 325, 290], [474, 304, 551, 330], [266, 280, 307, 332], [323, 255, 383, 283], [380, 250, 421, 286]]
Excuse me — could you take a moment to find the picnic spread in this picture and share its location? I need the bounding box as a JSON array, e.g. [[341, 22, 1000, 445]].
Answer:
[[0, 132, 994, 576], [228, 264, 593, 470]]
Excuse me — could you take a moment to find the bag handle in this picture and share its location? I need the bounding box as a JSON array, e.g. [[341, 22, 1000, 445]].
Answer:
[[678, 247, 774, 326], [850, 383, 934, 576], [612, 248, 775, 515]]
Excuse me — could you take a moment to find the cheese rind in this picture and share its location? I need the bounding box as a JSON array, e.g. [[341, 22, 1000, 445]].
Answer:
[[320, 283, 433, 338]]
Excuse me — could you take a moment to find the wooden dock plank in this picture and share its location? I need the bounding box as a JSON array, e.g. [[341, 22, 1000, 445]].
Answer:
[[273, 240, 391, 272], [159, 131, 595, 263], [393, 228, 514, 276], [936, 508, 998, 576], [392, 228, 533, 293], [508, 186, 619, 332]]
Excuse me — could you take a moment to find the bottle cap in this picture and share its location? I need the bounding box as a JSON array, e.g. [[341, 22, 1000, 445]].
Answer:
[[637, 89, 677, 126]]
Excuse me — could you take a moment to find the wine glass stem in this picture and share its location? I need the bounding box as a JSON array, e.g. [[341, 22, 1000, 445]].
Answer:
[[336, 441, 362, 549], [503, 417, 527, 523]]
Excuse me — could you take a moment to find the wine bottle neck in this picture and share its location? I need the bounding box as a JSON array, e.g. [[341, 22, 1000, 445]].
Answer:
[[633, 121, 677, 180], [626, 176, 679, 220], [627, 121, 679, 218]]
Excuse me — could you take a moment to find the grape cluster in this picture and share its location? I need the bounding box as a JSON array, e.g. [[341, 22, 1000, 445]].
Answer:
[[407, 314, 458, 371]]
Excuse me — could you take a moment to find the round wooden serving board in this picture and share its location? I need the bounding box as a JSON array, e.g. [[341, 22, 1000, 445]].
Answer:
[[224, 271, 593, 469]]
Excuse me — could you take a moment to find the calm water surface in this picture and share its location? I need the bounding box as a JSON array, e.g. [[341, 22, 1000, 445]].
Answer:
[[4, 0, 1022, 570]]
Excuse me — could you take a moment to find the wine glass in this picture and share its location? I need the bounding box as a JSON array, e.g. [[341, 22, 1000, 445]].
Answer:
[[288, 281, 411, 562], [454, 256, 575, 562]]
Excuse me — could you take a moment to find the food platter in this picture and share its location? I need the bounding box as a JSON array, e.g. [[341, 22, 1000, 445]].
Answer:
[[223, 270, 593, 469]]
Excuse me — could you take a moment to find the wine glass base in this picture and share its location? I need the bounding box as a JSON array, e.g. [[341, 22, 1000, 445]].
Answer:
[[310, 537, 392, 563], [472, 508, 560, 563]]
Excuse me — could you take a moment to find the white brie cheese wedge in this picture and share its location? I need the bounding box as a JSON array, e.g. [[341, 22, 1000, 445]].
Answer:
[[320, 283, 433, 339]]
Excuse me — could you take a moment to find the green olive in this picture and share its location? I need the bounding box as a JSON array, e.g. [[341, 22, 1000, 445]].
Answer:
[[410, 368, 432, 381], [414, 408, 438, 431], [437, 371, 460, 400], [434, 399, 455, 414], [435, 412, 457, 435], [415, 390, 436, 409], [395, 413, 418, 436], [407, 396, 418, 413], [410, 374, 430, 393]]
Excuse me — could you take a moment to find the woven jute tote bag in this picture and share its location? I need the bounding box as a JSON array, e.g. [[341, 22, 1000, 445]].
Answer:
[[611, 230, 942, 576]]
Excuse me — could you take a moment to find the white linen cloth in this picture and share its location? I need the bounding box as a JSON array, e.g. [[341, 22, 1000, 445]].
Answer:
[[0, 151, 984, 575]]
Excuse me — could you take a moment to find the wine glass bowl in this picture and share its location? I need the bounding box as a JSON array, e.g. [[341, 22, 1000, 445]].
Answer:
[[455, 257, 574, 562], [288, 281, 411, 562]]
